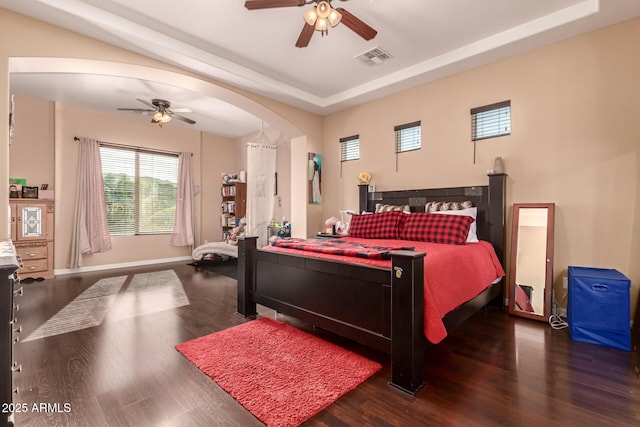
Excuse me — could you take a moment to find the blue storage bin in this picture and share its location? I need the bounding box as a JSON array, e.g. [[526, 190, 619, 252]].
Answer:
[[568, 266, 631, 351]]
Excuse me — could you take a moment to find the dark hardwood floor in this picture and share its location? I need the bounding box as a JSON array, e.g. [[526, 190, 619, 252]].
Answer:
[[12, 262, 640, 426]]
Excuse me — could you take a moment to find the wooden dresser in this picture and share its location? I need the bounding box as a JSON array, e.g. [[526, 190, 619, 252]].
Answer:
[[9, 199, 54, 280]]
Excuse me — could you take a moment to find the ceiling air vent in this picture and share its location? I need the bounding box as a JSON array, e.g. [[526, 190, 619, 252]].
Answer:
[[355, 47, 391, 66]]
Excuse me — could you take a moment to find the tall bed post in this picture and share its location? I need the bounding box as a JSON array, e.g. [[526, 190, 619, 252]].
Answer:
[[358, 184, 369, 213], [487, 173, 506, 265], [236, 236, 258, 317], [390, 250, 426, 395]]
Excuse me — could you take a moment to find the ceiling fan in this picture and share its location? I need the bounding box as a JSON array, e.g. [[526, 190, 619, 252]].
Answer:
[[244, 0, 377, 48], [117, 98, 196, 126]]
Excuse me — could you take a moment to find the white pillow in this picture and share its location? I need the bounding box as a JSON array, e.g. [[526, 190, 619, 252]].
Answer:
[[431, 207, 478, 243]]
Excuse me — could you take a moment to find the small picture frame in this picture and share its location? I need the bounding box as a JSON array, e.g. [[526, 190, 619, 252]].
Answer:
[[335, 221, 349, 235], [9, 184, 20, 199], [22, 186, 38, 199]]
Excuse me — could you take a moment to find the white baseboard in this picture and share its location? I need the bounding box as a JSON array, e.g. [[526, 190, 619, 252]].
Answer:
[[55, 256, 193, 276]]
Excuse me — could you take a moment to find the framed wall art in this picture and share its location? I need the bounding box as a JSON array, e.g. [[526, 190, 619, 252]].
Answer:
[[308, 152, 322, 204]]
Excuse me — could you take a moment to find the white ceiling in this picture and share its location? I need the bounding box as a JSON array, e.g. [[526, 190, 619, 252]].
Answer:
[[3, 0, 640, 137]]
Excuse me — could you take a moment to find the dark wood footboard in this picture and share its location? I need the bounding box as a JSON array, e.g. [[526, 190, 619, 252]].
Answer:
[[237, 237, 428, 394]]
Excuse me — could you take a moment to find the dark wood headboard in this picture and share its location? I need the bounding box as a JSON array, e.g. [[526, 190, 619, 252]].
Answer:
[[358, 174, 506, 264]]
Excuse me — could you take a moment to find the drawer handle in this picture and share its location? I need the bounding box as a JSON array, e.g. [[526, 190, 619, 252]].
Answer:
[[13, 287, 23, 297], [26, 252, 39, 257], [592, 284, 609, 292], [27, 265, 38, 270]]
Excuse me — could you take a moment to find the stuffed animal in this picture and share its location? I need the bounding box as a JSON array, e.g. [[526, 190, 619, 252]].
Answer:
[[226, 217, 246, 245]]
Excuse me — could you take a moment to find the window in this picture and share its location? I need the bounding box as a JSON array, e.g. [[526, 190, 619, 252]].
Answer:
[[99, 144, 179, 235], [394, 121, 421, 153], [340, 135, 360, 162], [471, 100, 511, 141]]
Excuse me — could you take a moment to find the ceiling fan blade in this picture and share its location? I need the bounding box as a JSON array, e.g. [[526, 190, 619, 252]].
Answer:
[[117, 108, 154, 114], [171, 113, 196, 125], [244, 0, 305, 10], [336, 8, 377, 41], [295, 23, 314, 48], [170, 108, 192, 113], [136, 98, 156, 109]]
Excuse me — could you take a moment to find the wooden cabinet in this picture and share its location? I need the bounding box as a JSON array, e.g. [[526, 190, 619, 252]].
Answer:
[[221, 183, 246, 240], [10, 200, 54, 280]]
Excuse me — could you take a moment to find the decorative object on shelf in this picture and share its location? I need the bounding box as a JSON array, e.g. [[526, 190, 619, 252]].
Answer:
[[221, 172, 239, 184], [22, 186, 38, 199], [488, 156, 505, 175], [9, 178, 26, 198], [9, 184, 20, 199], [358, 171, 372, 185], [325, 216, 338, 234], [335, 220, 349, 235], [308, 152, 322, 204]]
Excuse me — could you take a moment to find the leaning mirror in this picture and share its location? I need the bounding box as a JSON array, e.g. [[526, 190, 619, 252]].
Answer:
[[508, 203, 555, 321]]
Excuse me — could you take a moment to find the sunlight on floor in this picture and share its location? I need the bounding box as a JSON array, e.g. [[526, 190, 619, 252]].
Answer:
[[23, 270, 189, 341]]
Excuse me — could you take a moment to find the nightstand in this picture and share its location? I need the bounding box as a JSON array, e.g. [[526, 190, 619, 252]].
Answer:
[[316, 232, 344, 239]]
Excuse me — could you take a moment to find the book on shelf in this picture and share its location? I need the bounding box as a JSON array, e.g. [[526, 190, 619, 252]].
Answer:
[[221, 214, 236, 227], [221, 200, 236, 214], [221, 185, 237, 197]]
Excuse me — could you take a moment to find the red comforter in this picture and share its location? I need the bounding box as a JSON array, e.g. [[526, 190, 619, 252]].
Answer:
[[264, 237, 505, 344]]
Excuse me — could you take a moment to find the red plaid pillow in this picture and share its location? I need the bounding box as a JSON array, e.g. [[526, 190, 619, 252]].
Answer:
[[400, 212, 475, 244], [348, 211, 407, 239]]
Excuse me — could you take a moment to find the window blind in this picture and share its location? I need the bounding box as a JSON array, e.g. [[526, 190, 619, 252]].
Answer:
[[394, 121, 421, 153], [471, 100, 511, 141], [100, 144, 179, 235], [339, 135, 359, 178], [340, 135, 360, 162]]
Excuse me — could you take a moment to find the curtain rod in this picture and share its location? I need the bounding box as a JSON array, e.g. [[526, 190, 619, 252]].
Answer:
[[74, 136, 192, 156]]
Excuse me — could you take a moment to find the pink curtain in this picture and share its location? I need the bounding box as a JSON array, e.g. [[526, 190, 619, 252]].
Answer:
[[69, 137, 112, 268], [170, 152, 194, 246]]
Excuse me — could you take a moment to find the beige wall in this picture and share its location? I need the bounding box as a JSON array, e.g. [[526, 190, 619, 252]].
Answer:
[[9, 97, 54, 189], [322, 18, 640, 316], [201, 132, 238, 244]]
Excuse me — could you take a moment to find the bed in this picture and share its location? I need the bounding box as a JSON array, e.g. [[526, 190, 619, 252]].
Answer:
[[236, 174, 506, 395], [192, 241, 239, 261]]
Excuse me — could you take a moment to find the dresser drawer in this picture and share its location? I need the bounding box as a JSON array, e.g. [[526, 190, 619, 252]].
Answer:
[[16, 244, 48, 260], [19, 259, 49, 275]]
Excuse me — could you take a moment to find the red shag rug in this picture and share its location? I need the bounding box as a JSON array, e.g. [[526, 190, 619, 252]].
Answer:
[[176, 318, 381, 427]]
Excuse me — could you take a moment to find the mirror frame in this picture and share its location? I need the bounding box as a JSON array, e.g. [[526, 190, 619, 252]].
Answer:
[[508, 203, 555, 321]]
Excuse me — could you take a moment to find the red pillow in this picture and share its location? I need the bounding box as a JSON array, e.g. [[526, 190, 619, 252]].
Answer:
[[348, 211, 407, 239], [400, 212, 475, 245]]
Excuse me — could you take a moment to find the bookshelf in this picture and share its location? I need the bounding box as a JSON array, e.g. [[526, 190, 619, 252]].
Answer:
[[221, 182, 246, 240]]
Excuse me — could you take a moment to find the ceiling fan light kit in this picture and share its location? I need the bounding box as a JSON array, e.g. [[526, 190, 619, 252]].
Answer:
[[305, 1, 341, 35], [245, 0, 375, 47]]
